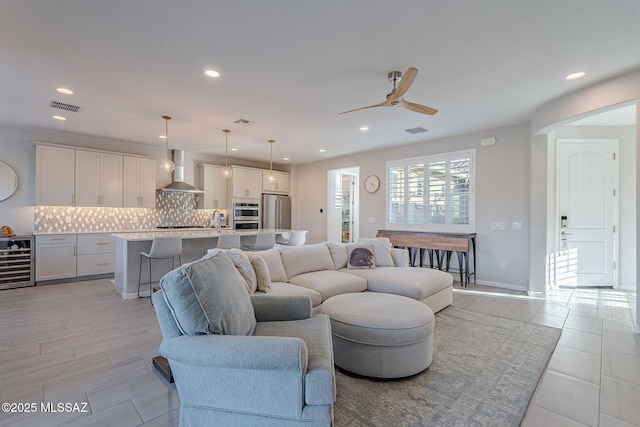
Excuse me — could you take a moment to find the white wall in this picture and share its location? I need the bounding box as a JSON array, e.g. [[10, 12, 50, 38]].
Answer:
[[293, 123, 531, 291]]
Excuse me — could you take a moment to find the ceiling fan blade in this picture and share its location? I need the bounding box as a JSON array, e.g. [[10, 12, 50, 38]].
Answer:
[[402, 98, 438, 115], [339, 99, 391, 115], [388, 67, 418, 101]]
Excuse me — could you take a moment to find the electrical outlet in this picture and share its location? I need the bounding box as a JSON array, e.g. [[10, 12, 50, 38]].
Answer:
[[512, 222, 522, 230], [500, 260, 506, 269]]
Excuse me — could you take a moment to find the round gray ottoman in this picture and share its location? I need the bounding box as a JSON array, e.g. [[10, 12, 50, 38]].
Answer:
[[321, 292, 434, 378]]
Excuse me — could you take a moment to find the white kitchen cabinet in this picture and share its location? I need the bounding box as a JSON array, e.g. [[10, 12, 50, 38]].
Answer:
[[35, 234, 77, 281], [231, 166, 262, 199], [123, 156, 156, 208], [75, 151, 124, 207], [262, 170, 290, 194], [35, 145, 75, 206], [76, 233, 116, 276], [199, 164, 227, 209]]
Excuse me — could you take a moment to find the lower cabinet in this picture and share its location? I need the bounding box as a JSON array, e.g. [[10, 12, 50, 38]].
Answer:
[[36, 233, 115, 282], [35, 234, 77, 281], [76, 233, 116, 276]]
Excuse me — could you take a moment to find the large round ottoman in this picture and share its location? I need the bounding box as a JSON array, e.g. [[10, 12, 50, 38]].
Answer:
[[321, 292, 434, 378]]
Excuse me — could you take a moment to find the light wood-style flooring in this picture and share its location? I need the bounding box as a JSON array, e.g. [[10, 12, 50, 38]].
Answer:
[[0, 279, 638, 426]]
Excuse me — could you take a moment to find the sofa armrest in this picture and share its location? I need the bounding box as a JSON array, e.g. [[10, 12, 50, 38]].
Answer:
[[391, 247, 410, 267], [160, 334, 308, 372], [250, 294, 312, 322], [159, 334, 323, 418]]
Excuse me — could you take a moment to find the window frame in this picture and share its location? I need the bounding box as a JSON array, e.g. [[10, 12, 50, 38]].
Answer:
[[385, 149, 475, 232]]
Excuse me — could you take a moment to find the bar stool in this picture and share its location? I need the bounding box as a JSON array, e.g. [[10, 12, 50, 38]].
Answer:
[[138, 236, 182, 302], [216, 234, 242, 249], [243, 232, 276, 251], [276, 230, 306, 246]]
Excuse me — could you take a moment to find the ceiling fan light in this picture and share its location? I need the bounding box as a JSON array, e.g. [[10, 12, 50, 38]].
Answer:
[[204, 69, 220, 78]]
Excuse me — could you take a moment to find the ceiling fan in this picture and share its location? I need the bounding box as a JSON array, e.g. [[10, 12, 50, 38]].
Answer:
[[339, 67, 438, 116]]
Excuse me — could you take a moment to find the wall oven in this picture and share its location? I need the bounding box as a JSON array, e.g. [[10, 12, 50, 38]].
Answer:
[[233, 200, 260, 230], [234, 220, 260, 230], [234, 201, 260, 221]]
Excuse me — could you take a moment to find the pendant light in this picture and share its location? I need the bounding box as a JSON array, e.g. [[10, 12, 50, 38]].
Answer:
[[220, 129, 233, 178], [267, 139, 275, 182], [159, 115, 175, 173]]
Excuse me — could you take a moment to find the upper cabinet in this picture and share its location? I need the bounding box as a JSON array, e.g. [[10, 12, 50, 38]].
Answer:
[[36, 145, 76, 206], [262, 170, 290, 194], [199, 164, 227, 209], [123, 157, 156, 208], [36, 143, 155, 208], [231, 166, 262, 199], [75, 151, 123, 207]]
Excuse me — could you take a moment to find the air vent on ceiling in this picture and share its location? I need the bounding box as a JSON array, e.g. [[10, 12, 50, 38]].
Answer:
[[50, 100, 81, 112], [234, 118, 254, 126], [404, 126, 428, 134]]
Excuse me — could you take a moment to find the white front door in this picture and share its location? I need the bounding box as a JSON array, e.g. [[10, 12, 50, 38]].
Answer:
[[556, 139, 618, 287]]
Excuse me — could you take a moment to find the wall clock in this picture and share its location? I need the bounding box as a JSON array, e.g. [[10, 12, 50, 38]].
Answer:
[[364, 175, 380, 193]]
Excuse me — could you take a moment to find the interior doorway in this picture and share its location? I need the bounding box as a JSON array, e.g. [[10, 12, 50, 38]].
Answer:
[[327, 167, 359, 244], [546, 103, 636, 290]]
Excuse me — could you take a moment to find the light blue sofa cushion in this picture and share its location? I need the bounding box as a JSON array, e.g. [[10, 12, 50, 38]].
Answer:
[[160, 251, 256, 336]]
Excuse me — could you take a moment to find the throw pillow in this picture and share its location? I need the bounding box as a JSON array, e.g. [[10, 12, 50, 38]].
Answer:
[[250, 248, 288, 283], [160, 251, 256, 336], [357, 238, 395, 267], [225, 249, 257, 294], [327, 242, 349, 269], [346, 245, 376, 269], [251, 255, 272, 292]]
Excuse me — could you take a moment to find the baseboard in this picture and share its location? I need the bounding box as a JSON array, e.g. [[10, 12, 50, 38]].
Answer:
[[473, 279, 528, 293]]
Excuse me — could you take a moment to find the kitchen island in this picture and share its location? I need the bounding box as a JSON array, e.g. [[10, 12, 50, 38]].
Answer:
[[112, 228, 306, 299]]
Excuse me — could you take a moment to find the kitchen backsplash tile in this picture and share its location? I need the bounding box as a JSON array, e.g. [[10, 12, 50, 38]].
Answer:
[[35, 192, 221, 232]]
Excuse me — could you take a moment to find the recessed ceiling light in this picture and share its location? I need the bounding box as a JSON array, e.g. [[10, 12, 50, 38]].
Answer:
[[565, 71, 586, 80], [52, 115, 67, 121], [360, 126, 369, 131], [56, 87, 73, 95], [231, 148, 238, 151], [319, 149, 326, 153], [282, 157, 289, 161], [159, 135, 167, 139], [204, 69, 220, 78]]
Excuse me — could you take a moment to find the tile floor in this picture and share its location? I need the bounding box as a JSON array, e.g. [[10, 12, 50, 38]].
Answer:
[[0, 279, 638, 426]]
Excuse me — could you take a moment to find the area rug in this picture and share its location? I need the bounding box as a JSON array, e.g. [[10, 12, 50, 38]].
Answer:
[[333, 306, 561, 426]]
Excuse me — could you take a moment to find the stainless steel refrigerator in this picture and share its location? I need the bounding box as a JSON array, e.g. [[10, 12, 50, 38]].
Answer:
[[262, 194, 291, 229]]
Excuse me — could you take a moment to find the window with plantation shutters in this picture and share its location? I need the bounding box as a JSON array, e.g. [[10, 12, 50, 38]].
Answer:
[[386, 150, 474, 232]]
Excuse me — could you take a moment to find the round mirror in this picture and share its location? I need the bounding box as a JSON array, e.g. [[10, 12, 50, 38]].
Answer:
[[0, 161, 18, 202]]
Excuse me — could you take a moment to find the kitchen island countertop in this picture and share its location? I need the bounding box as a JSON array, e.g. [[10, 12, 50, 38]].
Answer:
[[111, 228, 305, 242], [112, 229, 307, 299]]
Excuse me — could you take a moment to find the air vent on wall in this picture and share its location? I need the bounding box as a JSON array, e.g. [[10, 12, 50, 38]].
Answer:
[[50, 100, 81, 113], [234, 118, 254, 126], [404, 126, 428, 134]]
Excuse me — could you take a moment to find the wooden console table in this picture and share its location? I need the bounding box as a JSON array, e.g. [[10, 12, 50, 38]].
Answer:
[[377, 230, 476, 286]]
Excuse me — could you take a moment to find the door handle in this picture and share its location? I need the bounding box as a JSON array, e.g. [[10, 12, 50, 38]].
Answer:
[[560, 231, 572, 236]]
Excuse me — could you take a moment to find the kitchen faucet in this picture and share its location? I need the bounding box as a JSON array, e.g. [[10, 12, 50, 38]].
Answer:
[[210, 210, 221, 231]]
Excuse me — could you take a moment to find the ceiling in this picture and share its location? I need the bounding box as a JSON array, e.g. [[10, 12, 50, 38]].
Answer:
[[0, 1, 639, 165]]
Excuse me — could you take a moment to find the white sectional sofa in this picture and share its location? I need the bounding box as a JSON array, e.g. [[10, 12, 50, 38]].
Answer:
[[244, 238, 454, 314]]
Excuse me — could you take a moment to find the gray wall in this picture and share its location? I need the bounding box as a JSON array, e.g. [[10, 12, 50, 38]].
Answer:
[[293, 123, 531, 290]]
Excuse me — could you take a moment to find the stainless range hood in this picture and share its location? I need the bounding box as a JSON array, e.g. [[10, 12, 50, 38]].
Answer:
[[158, 149, 203, 194]]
